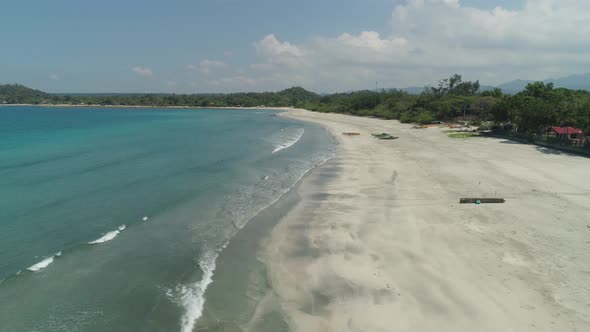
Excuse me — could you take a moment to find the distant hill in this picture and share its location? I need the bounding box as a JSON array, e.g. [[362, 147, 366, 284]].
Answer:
[[276, 86, 319, 103], [496, 79, 534, 94], [546, 73, 590, 91], [0, 84, 49, 103], [2, 78, 588, 105], [54, 92, 165, 96], [496, 73, 590, 94], [475, 85, 498, 92], [266, 86, 320, 107]]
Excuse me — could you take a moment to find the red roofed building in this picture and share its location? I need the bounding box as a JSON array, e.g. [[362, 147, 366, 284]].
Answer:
[[544, 126, 586, 145]]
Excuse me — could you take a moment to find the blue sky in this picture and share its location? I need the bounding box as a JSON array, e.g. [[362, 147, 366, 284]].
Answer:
[[1, 0, 586, 93]]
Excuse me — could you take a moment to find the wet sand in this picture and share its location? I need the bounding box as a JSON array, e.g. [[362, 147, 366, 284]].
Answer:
[[258, 109, 590, 331]]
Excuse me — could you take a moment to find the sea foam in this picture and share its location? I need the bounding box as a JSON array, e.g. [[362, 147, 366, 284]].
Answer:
[[27, 254, 57, 272], [177, 153, 335, 328], [272, 128, 304, 153], [179, 251, 218, 332], [175, 139, 335, 330], [88, 225, 125, 244]]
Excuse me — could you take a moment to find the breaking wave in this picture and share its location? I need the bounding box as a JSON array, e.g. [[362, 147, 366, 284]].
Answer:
[[14, 220, 136, 277], [27, 251, 61, 272], [173, 153, 335, 331], [88, 225, 126, 244], [272, 128, 304, 153], [178, 251, 218, 332]]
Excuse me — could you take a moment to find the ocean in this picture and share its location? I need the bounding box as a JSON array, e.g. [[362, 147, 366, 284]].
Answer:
[[0, 106, 335, 331]]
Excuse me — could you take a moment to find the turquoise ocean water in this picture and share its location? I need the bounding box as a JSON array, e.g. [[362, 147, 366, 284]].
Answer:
[[0, 106, 335, 331]]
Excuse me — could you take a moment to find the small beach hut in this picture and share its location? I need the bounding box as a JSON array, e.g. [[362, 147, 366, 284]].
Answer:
[[544, 126, 586, 145]]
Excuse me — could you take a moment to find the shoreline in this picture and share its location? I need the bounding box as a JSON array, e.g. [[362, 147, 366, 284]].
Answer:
[[195, 159, 320, 331], [0, 103, 296, 111], [256, 108, 590, 331], [193, 112, 337, 331]]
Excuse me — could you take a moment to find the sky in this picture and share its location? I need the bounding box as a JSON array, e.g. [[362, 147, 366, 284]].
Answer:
[[0, 0, 588, 93]]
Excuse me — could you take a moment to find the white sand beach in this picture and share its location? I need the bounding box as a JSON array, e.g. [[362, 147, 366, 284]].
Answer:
[[260, 109, 590, 331]]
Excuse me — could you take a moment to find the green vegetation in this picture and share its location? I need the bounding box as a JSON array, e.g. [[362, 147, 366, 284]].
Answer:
[[303, 74, 490, 125], [490, 82, 590, 134], [49, 87, 321, 108], [2, 74, 590, 137]]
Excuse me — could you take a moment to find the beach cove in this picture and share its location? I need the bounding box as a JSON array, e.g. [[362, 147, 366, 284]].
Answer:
[[1, 106, 589, 331]]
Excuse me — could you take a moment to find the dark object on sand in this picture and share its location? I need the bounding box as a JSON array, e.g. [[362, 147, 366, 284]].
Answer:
[[372, 133, 399, 140], [460, 198, 505, 204], [343, 132, 361, 136]]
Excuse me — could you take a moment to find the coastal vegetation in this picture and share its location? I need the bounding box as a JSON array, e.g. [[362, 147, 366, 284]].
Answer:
[[2, 74, 590, 135]]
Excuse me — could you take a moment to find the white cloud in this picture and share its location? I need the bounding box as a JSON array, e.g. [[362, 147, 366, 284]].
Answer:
[[336, 31, 407, 52], [254, 34, 305, 66], [255, 34, 305, 58], [238, 0, 590, 92], [248, 32, 413, 91], [49, 74, 59, 80], [131, 66, 153, 77], [312, 31, 410, 67], [177, 1, 589, 93], [385, 0, 590, 79]]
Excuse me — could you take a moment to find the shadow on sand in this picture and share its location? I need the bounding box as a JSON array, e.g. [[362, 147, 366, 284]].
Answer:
[[497, 139, 525, 145], [487, 136, 586, 158], [534, 146, 580, 157]]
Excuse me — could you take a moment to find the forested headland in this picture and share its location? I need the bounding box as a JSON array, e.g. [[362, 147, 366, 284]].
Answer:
[[2, 74, 590, 135]]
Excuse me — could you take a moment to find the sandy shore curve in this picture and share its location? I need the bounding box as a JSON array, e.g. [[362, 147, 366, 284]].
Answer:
[[257, 108, 590, 331]]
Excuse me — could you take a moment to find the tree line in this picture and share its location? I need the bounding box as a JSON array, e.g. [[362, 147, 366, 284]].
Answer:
[[303, 74, 590, 134], [2, 75, 590, 134]]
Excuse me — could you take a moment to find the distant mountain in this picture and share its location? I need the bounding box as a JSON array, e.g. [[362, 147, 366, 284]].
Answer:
[[277, 86, 318, 99], [496, 79, 534, 94], [546, 73, 590, 91], [276, 86, 320, 105], [496, 73, 590, 94]]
